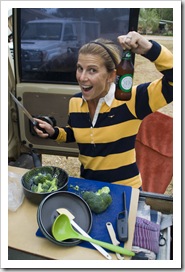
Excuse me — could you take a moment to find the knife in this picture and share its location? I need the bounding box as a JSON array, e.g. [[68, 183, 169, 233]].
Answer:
[[9, 92, 47, 133], [10, 92, 37, 125], [106, 222, 124, 260]]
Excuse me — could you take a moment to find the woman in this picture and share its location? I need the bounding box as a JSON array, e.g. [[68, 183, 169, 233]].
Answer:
[[34, 31, 173, 188]]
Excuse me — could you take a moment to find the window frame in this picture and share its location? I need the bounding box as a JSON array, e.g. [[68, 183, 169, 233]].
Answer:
[[14, 8, 140, 85]]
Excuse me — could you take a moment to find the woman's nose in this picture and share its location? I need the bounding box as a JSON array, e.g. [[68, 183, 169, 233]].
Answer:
[[79, 70, 88, 81]]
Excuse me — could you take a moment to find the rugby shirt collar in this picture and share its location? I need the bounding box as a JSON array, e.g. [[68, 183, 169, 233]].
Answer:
[[81, 82, 115, 107]]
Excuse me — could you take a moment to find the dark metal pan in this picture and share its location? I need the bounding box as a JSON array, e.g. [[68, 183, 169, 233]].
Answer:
[[37, 191, 92, 246]]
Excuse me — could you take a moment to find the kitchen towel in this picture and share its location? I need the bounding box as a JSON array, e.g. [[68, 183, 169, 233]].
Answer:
[[132, 217, 160, 254]]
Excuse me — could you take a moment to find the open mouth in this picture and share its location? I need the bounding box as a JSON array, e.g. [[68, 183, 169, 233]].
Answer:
[[81, 85, 93, 92]]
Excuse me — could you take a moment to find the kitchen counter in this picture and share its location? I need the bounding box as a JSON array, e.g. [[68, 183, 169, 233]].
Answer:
[[8, 166, 139, 262]]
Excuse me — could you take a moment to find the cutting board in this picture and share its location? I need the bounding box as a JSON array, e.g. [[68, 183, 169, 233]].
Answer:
[[36, 176, 133, 250]]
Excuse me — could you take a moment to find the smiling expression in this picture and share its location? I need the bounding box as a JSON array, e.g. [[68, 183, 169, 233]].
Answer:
[[76, 54, 116, 103]]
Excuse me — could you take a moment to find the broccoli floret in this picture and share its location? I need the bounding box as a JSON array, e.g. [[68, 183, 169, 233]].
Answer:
[[32, 174, 41, 185], [45, 173, 53, 180], [31, 184, 38, 192], [41, 183, 50, 192], [100, 193, 112, 206], [33, 173, 47, 184], [82, 186, 112, 214], [96, 186, 110, 195], [37, 183, 45, 193], [47, 184, 58, 192], [45, 179, 52, 186], [46, 178, 58, 192]]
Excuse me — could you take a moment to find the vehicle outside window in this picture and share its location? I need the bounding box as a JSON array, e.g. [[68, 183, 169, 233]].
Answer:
[[21, 19, 81, 80]]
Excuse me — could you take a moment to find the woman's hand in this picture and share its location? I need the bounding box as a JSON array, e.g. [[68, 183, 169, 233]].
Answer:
[[117, 31, 152, 55], [33, 118, 55, 138]]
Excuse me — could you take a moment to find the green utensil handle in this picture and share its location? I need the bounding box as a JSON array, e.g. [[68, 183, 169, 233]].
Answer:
[[52, 214, 135, 257], [77, 233, 135, 257]]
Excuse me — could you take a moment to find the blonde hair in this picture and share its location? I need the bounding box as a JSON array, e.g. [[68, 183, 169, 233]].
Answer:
[[78, 38, 121, 72]]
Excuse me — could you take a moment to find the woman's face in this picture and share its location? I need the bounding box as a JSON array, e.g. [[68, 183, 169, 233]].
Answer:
[[76, 53, 115, 102]]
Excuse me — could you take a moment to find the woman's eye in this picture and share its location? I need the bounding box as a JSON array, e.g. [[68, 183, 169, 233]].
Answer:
[[89, 68, 97, 73], [77, 65, 83, 72]]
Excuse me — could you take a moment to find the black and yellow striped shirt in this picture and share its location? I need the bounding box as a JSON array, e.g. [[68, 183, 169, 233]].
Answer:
[[54, 41, 173, 188]]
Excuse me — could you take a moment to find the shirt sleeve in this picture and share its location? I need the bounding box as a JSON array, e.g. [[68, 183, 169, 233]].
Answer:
[[54, 125, 75, 143], [135, 40, 173, 120]]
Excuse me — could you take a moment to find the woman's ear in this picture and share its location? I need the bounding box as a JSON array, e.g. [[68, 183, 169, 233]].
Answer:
[[108, 69, 117, 83]]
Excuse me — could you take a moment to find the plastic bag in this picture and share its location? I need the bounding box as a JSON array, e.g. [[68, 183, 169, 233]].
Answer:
[[8, 171, 24, 211]]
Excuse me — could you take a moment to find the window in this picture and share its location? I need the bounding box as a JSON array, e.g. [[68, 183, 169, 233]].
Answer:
[[17, 8, 139, 84], [22, 22, 63, 40]]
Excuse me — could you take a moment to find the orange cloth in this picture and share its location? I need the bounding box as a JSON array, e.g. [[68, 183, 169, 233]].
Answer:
[[135, 111, 173, 193]]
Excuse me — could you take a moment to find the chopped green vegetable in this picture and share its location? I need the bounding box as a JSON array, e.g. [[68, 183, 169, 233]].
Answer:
[[30, 173, 59, 193], [69, 184, 80, 191], [82, 186, 112, 214]]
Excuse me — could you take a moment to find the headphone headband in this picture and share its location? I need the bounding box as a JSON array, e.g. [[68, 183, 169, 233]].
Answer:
[[90, 41, 117, 67]]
